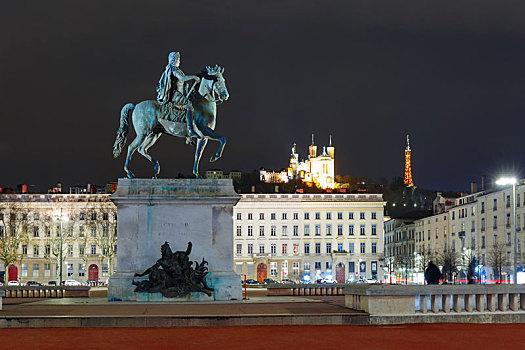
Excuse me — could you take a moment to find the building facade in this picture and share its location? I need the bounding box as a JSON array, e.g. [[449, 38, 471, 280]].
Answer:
[[384, 218, 417, 283], [233, 193, 385, 283], [0, 194, 117, 284], [400, 184, 525, 283]]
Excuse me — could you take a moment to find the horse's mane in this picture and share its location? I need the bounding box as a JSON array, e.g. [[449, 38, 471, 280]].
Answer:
[[196, 69, 218, 81]]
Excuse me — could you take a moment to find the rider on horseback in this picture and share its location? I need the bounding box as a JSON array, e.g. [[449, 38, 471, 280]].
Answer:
[[156, 51, 201, 138]]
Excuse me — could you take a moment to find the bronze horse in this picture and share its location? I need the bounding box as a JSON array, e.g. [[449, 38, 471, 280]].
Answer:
[[112, 65, 229, 178]]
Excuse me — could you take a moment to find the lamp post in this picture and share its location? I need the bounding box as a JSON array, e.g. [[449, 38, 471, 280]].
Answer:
[[496, 177, 517, 284], [53, 210, 69, 284]]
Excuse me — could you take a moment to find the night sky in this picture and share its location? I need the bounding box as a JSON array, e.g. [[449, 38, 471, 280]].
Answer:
[[2, 1, 525, 191]]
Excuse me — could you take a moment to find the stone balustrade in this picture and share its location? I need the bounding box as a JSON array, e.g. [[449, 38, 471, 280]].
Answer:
[[0, 286, 90, 298], [343, 284, 525, 315], [267, 284, 346, 296]]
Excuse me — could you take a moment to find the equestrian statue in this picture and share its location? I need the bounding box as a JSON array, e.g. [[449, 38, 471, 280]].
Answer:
[[112, 51, 229, 178]]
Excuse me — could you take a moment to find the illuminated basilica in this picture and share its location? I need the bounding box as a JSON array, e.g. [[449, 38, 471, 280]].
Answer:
[[260, 135, 337, 189]]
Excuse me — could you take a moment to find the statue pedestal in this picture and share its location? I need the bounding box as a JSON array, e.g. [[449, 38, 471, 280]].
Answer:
[[108, 178, 241, 301]]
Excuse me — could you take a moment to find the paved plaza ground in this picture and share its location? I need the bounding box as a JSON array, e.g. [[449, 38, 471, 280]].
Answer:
[[1, 288, 525, 349]]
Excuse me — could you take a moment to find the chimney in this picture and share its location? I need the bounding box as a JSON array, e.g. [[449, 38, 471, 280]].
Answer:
[[251, 185, 255, 193], [481, 175, 486, 191], [470, 182, 478, 194]]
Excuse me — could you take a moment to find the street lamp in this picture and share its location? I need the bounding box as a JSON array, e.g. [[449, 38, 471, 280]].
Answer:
[[496, 177, 517, 284], [53, 210, 69, 284]]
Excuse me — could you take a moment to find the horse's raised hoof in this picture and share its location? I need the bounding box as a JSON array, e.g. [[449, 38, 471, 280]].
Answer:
[[210, 155, 220, 163]]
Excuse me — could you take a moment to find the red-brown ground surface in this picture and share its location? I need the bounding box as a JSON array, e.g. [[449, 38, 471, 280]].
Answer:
[[1, 324, 524, 350]]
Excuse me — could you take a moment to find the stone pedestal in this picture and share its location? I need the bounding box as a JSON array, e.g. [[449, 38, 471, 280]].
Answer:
[[108, 178, 241, 301]]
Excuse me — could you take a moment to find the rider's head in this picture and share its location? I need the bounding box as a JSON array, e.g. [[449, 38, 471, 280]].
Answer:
[[169, 52, 180, 67]]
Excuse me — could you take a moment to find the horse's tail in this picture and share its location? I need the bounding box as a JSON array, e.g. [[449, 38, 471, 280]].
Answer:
[[113, 103, 135, 158]]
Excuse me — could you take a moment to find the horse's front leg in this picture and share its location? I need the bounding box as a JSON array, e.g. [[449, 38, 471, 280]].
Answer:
[[193, 138, 208, 178], [198, 126, 226, 163]]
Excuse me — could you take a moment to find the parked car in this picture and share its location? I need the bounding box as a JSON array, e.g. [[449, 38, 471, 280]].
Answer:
[[263, 278, 278, 285], [322, 276, 337, 284], [281, 278, 295, 284], [26, 281, 42, 286], [300, 275, 311, 284], [63, 279, 81, 286], [245, 279, 260, 285], [7, 281, 20, 286], [48, 281, 57, 286]]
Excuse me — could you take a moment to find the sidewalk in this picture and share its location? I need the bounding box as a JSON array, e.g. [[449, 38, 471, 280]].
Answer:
[[0, 290, 368, 327]]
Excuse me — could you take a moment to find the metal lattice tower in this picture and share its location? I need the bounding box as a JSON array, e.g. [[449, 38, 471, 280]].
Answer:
[[404, 135, 414, 187]]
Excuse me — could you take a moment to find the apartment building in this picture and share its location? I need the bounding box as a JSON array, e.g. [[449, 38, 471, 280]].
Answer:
[[233, 193, 386, 283], [0, 194, 117, 284]]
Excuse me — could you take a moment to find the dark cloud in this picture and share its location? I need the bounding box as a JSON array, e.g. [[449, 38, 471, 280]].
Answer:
[[1, 0, 525, 191]]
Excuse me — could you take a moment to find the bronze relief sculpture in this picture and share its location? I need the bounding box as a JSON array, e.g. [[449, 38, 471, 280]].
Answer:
[[133, 241, 213, 297]]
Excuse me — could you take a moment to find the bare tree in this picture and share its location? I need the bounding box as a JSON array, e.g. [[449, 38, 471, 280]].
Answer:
[[460, 248, 478, 284], [43, 208, 75, 282], [415, 249, 437, 272], [438, 250, 460, 282], [395, 252, 414, 284], [0, 201, 30, 283], [487, 241, 509, 283], [91, 208, 117, 279]]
